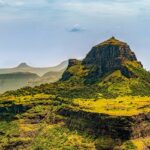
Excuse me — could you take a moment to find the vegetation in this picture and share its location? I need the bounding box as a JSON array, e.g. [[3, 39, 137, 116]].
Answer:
[[0, 38, 150, 149], [96, 36, 127, 47], [0, 90, 149, 149], [0, 93, 96, 149], [73, 96, 150, 116]]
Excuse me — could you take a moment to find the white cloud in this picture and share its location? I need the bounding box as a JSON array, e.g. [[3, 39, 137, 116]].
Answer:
[[68, 24, 85, 32]]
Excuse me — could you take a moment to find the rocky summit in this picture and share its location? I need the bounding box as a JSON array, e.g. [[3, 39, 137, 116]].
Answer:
[[83, 37, 142, 78], [62, 37, 143, 83]]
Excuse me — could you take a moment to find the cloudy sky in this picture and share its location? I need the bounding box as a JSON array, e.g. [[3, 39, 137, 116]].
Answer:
[[0, 0, 150, 69]]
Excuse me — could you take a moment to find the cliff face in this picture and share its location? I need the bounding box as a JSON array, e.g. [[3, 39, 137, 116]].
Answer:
[[61, 37, 143, 83], [82, 37, 142, 80]]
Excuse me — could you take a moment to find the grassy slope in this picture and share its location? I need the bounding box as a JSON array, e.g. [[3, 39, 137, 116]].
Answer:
[[0, 63, 150, 149], [0, 94, 96, 150], [0, 91, 150, 149]]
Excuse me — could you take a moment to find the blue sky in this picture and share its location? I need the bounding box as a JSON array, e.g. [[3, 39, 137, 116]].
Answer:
[[0, 0, 150, 70]]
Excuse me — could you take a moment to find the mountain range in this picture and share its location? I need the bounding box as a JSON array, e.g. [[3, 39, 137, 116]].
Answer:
[[0, 61, 68, 93]]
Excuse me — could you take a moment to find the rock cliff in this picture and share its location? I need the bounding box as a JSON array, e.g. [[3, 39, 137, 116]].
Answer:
[[61, 37, 143, 83]]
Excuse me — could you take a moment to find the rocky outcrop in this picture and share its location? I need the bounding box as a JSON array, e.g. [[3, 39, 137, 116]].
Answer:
[[82, 37, 142, 80], [68, 59, 80, 67], [61, 59, 81, 81], [61, 37, 143, 83]]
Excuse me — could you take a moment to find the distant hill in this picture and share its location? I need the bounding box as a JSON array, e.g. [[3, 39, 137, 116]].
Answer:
[[0, 61, 68, 93], [0, 61, 68, 76], [0, 72, 39, 93], [28, 68, 67, 86]]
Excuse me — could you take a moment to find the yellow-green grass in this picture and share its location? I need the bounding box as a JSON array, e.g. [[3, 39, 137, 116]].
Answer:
[[73, 96, 150, 116], [0, 93, 149, 149], [121, 137, 150, 150], [132, 137, 150, 150], [0, 93, 52, 104], [30, 123, 96, 150]]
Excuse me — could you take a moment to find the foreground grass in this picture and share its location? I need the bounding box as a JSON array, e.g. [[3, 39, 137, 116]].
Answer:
[[30, 123, 96, 150], [0, 94, 149, 149], [0, 94, 96, 149]]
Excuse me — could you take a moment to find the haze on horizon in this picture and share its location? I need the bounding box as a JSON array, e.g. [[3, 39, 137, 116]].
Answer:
[[0, 0, 150, 70]]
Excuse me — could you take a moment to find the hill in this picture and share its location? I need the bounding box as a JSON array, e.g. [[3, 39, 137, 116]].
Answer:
[[61, 37, 150, 97], [0, 61, 68, 76], [28, 68, 67, 86], [0, 37, 149, 150], [0, 61, 68, 93], [0, 72, 38, 93]]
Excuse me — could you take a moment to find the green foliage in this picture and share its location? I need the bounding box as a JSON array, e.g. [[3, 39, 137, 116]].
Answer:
[[0, 89, 149, 149], [97, 65, 150, 98], [0, 121, 19, 149], [129, 66, 150, 96], [73, 96, 150, 116], [123, 141, 137, 150], [30, 124, 95, 150], [0, 93, 97, 149], [95, 137, 115, 150]]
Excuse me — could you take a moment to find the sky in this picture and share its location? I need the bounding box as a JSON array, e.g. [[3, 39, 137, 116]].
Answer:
[[0, 0, 150, 70]]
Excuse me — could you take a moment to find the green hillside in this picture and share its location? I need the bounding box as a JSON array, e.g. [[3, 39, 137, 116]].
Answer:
[[0, 37, 150, 150]]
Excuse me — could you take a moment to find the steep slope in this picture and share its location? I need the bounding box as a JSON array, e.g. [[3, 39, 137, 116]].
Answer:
[[62, 37, 142, 82], [82, 37, 142, 80]]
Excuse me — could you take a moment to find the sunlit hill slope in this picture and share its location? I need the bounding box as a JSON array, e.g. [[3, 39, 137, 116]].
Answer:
[[0, 37, 150, 150]]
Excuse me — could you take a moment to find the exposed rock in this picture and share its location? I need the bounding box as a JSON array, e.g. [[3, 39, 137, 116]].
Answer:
[[61, 59, 81, 81], [61, 37, 143, 83], [68, 59, 80, 67], [82, 37, 143, 81]]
